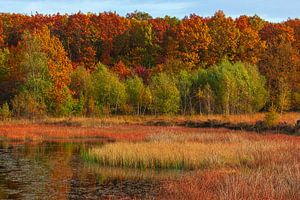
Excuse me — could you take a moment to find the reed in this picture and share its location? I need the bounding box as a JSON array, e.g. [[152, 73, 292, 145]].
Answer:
[[84, 139, 299, 170]]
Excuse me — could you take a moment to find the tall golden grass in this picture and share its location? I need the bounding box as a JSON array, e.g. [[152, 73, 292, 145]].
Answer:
[[0, 116, 299, 199], [85, 138, 299, 170]]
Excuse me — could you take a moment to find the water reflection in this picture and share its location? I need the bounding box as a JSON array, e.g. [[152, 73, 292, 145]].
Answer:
[[0, 140, 180, 199]]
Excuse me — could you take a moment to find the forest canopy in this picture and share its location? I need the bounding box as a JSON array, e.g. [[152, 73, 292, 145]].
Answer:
[[0, 11, 299, 117]]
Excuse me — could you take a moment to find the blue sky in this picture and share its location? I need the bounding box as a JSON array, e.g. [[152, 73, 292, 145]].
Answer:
[[0, 0, 299, 22]]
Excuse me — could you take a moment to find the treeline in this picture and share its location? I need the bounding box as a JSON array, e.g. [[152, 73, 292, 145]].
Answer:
[[0, 11, 299, 117]]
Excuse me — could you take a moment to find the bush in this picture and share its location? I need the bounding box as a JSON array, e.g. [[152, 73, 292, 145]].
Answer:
[[0, 102, 11, 120], [12, 93, 46, 119], [54, 91, 76, 117], [264, 105, 279, 127], [86, 97, 100, 117]]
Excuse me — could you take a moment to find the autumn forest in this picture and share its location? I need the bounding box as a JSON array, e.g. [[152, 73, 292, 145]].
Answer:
[[0, 10, 299, 117]]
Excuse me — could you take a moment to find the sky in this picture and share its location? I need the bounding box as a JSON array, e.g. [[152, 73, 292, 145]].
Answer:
[[0, 0, 299, 22]]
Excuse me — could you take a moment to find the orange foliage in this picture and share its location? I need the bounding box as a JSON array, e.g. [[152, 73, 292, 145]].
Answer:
[[205, 11, 239, 65], [36, 26, 72, 103], [260, 23, 295, 45], [235, 15, 266, 64], [112, 60, 131, 79], [91, 12, 130, 65], [178, 14, 211, 66], [0, 19, 4, 47]]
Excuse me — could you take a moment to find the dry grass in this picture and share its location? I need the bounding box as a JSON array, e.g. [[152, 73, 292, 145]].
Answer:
[[0, 117, 299, 200], [81, 127, 300, 200], [0, 124, 159, 142], [84, 165, 182, 181], [1, 112, 299, 127], [0, 124, 250, 142], [161, 164, 300, 200], [85, 134, 300, 170]]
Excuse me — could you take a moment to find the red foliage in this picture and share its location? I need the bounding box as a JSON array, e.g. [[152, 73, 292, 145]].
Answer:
[[112, 60, 131, 79], [133, 65, 150, 84]]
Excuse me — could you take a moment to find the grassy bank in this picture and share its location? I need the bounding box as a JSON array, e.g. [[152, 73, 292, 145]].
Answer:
[[0, 112, 299, 136], [81, 129, 300, 199], [83, 132, 300, 170], [1, 112, 299, 126]]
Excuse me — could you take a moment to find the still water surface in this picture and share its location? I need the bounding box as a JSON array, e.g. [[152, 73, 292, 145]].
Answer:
[[0, 140, 179, 199]]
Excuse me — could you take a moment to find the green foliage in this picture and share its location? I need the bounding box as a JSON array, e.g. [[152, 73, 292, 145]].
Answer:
[[72, 93, 85, 116], [54, 90, 76, 117], [277, 78, 291, 113], [0, 102, 11, 120], [126, 10, 153, 20], [264, 105, 279, 127], [86, 97, 101, 117], [196, 84, 214, 114], [116, 20, 158, 68], [70, 66, 95, 116], [194, 60, 267, 114], [0, 48, 17, 105], [70, 66, 94, 99], [0, 48, 9, 82], [13, 32, 53, 116], [151, 73, 180, 114], [294, 92, 300, 110], [177, 70, 193, 115], [92, 63, 127, 114], [125, 76, 145, 115]]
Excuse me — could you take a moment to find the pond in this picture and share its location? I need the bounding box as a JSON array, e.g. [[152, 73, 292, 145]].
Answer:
[[0, 140, 180, 200]]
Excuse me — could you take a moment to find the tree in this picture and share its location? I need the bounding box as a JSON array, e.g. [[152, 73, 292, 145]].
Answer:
[[11, 27, 73, 116], [0, 19, 4, 47], [37, 26, 73, 113], [70, 66, 95, 116], [196, 84, 214, 114], [112, 60, 131, 79], [125, 76, 146, 115], [177, 70, 193, 115], [235, 15, 266, 64], [151, 73, 180, 114], [195, 60, 267, 114], [0, 48, 11, 103], [205, 11, 239, 65], [126, 11, 152, 21], [178, 14, 211, 67], [92, 63, 127, 114], [115, 19, 158, 68], [10, 31, 50, 117], [160, 16, 180, 63], [284, 19, 300, 109], [91, 12, 129, 65], [63, 13, 96, 68], [259, 23, 300, 110]]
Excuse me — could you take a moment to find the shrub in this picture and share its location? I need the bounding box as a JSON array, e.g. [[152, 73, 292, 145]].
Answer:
[[0, 102, 11, 120], [264, 105, 279, 127], [86, 97, 100, 117], [12, 93, 46, 118]]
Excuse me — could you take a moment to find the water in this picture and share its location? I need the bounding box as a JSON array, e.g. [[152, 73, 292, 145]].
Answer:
[[0, 140, 175, 200]]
